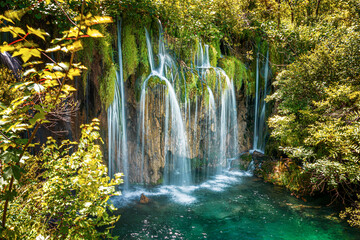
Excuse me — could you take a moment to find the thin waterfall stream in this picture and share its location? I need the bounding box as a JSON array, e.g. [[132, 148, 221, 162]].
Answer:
[[108, 20, 129, 189]]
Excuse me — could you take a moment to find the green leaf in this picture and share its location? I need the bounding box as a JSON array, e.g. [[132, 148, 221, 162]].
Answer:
[[0, 101, 6, 109], [1, 190, 17, 201], [29, 112, 46, 125], [11, 165, 24, 180], [3, 166, 12, 180], [1, 151, 16, 164]]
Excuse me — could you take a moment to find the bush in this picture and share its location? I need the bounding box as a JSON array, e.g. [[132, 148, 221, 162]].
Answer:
[[2, 120, 123, 239]]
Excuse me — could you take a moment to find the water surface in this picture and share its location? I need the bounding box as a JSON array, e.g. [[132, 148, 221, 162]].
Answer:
[[111, 171, 360, 239]]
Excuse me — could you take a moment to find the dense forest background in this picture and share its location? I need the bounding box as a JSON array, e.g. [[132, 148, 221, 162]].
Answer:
[[1, 0, 360, 239]]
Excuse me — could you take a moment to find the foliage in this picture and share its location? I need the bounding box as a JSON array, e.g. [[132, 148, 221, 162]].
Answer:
[[0, 2, 118, 237], [256, 158, 310, 194], [3, 120, 123, 239], [267, 15, 360, 225], [122, 22, 139, 82]]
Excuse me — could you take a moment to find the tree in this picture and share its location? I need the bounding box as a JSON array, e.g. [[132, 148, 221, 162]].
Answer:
[[0, 1, 120, 237]]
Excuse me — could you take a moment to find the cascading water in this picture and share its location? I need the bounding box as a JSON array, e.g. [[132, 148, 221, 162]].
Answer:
[[108, 20, 129, 189], [0, 51, 21, 78], [252, 50, 270, 154], [108, 22, 243, 188], [107, 23, 256, 207], [194, 43, 239, 174], [137, 26, 191, 186]]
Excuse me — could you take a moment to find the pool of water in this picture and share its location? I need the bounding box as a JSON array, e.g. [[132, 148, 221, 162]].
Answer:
[[110, 170, 360, 239]]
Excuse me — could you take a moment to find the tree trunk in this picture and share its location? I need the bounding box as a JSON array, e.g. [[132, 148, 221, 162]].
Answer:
[[315, 0, 322, 17]]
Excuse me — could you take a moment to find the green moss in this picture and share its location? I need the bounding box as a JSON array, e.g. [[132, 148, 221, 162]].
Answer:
[[191, 157, 205, 170], [208, 40, 221, 67], [147, 75, 164, 89], [259, 41, 268, 56], [77, 24, 117, 108], [234, 58, 249, 90], [122, 23, 139, 82], [138, 27, 150, 76], [77, 37, 95, 95], [246, 71, 256, 96], [218, 57, 236, 81], [179, 38, 198, 65], [96, 25, 117, 109], [206, 68, 217, 90], [99, 64, 117, 109], [156, 177, 163, 185]]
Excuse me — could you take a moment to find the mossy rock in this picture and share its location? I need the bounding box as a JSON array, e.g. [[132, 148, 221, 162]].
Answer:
[[218, 57, 236, 81], [98, 26, 117, 109], [99, 64, 117, 109], [122, 23, 139, 82], [206, 68, 217, 91], [208, 41, 221, 67]]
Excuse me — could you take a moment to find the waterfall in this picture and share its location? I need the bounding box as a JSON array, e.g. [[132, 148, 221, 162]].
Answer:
[[206, 86, 217, 177], [137, 26, 191, 186], [195, 43, 239, 175], [252, 50, 270, 154], [108, 20, 129, 189], [0, 52, 21, 78], [108, 23, 244, 187]]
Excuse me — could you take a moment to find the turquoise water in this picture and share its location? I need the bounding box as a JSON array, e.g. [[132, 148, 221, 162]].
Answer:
[[111, 171, 360, 239]]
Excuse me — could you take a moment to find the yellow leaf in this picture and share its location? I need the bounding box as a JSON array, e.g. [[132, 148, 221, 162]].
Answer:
[[67, 27, 82, 38], [0, 44, 15, 53], [4, 9, 27, 21], [68, 68, 81, 80], [85, 16, 113, 26], [0, 15, 15, 24], [23, 68, 36, 76], [72, 62, 87, 70], [27, 26, 50, 41], [45, 45, 61, 53], [86, 28, 104, 38], [63, 84, 77, 92], [22, 61, 43, 67], [12, 48, 41, 63], [0, 26, 26, 38], [66, 40, 83, 52]]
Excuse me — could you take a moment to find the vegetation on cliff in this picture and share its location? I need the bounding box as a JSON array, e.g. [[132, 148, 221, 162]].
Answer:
[[1, 0, 360, 237]]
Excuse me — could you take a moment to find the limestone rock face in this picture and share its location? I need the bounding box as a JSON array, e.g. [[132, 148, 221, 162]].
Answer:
[[121, 81, 252, 184]]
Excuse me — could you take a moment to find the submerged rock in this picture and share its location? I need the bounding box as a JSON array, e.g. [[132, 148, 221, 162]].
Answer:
[[140, 193, 150, 204]]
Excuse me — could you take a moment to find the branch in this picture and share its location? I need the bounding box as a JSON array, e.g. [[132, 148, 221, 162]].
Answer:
[[54, 0, 78, 27]]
